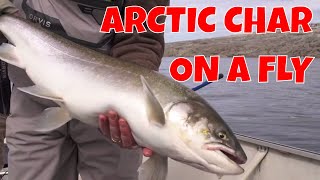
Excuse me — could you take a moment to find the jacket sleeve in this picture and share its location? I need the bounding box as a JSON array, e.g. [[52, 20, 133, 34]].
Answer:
[[0, 0, 19, 15], [110, 0, 170, 71]]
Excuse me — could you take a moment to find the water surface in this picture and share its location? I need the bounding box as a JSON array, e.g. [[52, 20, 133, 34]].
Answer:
[[160, 57, 320, 153]]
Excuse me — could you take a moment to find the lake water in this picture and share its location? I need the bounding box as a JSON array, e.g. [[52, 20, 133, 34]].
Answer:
[[159, 57, 320, 153]]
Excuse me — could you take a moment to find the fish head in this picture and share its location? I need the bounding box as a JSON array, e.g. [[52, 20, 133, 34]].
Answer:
[[165, 99, 247, 175]]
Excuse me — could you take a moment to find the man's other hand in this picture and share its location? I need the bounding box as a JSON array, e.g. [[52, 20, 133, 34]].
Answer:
[[99, 110, 153, 157]]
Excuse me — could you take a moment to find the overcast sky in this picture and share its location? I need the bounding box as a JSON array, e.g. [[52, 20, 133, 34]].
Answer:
[[164, 0, 320, 42]]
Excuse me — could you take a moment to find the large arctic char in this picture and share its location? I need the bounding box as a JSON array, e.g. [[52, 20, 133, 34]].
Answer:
[[0, 15, 247, 180]]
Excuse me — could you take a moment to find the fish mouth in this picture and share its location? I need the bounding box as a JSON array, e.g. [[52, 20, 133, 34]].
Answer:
[[204, 143, 247, 164]]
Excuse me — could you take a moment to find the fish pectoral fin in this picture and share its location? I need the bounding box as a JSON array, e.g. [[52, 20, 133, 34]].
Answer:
[[140, 75, 165, 126], [35, 107, 72, 132], [0, 43, 24, 68], [138, 153, 168, 180], [18, 86, 64, 102]]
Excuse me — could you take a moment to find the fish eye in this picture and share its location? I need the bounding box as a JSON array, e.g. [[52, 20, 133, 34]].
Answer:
[[218, 132, 228, 140]]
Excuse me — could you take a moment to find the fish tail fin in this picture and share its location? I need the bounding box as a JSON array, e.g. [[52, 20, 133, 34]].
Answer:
[[138, 153, 168, 180], [0, 43, 24, 68]]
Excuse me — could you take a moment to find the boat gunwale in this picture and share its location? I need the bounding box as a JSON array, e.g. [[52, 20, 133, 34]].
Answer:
[[236, 133, 320, 161]]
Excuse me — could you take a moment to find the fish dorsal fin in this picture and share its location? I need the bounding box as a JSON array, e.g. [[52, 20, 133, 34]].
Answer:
[[140, 75, 165, 126], [0, 43, 24, 68], [18, 86, 64, 102]]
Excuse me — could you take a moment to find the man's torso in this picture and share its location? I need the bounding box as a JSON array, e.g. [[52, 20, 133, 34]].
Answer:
[[12, 0, 125, 52]]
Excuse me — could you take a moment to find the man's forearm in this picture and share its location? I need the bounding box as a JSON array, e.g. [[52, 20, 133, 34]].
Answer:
[[111, 0, 170, 71], [0, 0, 19, 15]]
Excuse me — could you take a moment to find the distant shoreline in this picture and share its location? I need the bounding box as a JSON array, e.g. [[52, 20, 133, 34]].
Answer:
[[164, 24, 320, 58]]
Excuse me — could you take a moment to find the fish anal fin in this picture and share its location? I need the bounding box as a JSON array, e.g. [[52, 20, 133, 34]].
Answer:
[[18, 86, 63, 102]]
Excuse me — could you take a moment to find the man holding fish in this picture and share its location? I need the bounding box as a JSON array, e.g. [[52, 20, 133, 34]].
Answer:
[[0, 0, 167, 179], [0, 0, 247, 180]]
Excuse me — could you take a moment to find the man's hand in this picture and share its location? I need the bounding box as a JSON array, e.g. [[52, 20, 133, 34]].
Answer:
[[99, 110, 153, 157]]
